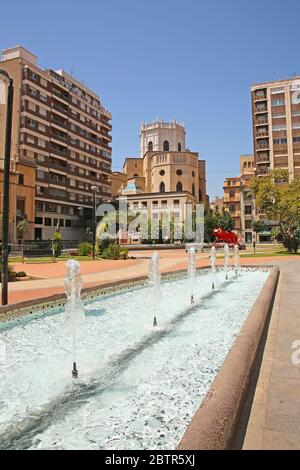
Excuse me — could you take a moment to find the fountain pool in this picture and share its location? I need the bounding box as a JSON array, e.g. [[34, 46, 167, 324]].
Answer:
[[0, 268, 269, 450]]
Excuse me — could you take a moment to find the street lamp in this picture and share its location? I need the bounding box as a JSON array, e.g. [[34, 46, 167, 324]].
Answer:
[[91, 186, 97, 260], [0, 69, 14, 305]]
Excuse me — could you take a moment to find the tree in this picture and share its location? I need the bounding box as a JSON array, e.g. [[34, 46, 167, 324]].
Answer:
[[202, 208, 235, 242], [16, 218, 29, 240], [251, 170, 300, 253], [252, 220, 268, 234], [51, 228, 63, 257]]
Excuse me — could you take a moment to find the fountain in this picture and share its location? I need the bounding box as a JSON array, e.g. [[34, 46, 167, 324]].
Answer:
[[64, 259, 85, 378], [210, 245, 217, 290], [148, 252, 161, 327], [234, 244, 240, 274], [187, 247, 196, 304], [224, 243, 230, 280]]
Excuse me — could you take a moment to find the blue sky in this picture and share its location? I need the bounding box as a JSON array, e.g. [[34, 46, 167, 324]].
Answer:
[[1, 0, 300, 198]]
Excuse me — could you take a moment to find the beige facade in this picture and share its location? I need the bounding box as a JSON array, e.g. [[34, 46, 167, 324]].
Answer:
[[116, 121, 207, 241], [251, 77, 300, 179], [0, 162, 36, 243], [0, 45, 112, 242]]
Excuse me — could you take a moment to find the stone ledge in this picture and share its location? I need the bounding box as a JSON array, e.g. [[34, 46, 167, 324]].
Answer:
[[177, 265, 279, 450]]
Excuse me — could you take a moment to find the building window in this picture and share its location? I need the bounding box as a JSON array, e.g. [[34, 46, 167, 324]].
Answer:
[[176, 169, 183, 176], [192, 171, 195, 177], [192, 183, 195, 196], [229, 190, 235, 197], [159, 170, 165, 176], [176, 181, 183, 192], [245, 206, 252, 215], [148, 141, 153, 151], [45, 218, 52, 226], [65, 219, 72, 227], [199, 189, 202, 201], [160, 182, 165, 193], [229, 204, 235, 212], [178, 142, 181, 151], [272, 99, 285, 107], [245, 220, 253, 229], [35, 217, 43, 224], [163, 140, 169, 151], [18, 174, 24, 185]]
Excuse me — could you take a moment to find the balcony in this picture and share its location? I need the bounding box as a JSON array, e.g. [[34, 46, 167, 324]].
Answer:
[[49, 177, 67, 187], [49, 161, 67, 172], [255, 117, 268, 126], [52, 88, 69, 102], [50, 147, 68, 158], [257, 143, 269, 150], [52, 103, 68, 115], [256, 168, 270, 176], [256, 132, 269, 138], [256, 156, 270, 164], [255, 106, 268, 114], [52, 117, 67, 129], [51, 133, 68, 144], [254, 92, 267, 101]]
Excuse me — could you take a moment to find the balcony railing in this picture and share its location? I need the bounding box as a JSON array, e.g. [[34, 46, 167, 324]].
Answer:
[[256, 132, 269, 138], [50, 147, 68, 158], [51, 133, 67, 144], [255, 107, 268, 113], [255, 118, 268, 125], [257, 143, 269, 150], [49, 162, 67, 172], [52, 89, 69, 102], [52, 103, 68, 115], [254, 93, 267, 101], [52, 117, 67, 129]]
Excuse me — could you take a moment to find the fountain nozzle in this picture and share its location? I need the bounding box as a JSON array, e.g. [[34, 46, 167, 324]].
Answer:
[[212, 282, 215, 290], [153, 316, 157, 327], [72, 362, 78, 378]]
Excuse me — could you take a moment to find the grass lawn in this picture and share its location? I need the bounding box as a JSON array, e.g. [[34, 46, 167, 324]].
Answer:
[[240, 250, 300, 258]]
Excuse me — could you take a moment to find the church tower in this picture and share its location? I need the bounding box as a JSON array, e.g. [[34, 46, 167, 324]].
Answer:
[[140, 119, 186, 157]]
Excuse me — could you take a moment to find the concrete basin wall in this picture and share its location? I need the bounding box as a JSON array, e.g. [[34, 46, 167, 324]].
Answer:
[[178, 265, 279, 450]]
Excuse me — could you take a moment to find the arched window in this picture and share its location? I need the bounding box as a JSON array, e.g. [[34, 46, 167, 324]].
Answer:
[[163, 140, 169, 151], [176, 181, 183, 192], [199, 189, 202, 201], [159, 182, 165, 193], [148, 141, 153, 151], [192, 183, 195, 196], [178, 142, 181, 151]]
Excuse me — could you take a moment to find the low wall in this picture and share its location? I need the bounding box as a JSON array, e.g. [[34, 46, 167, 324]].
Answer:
[[177, 265, 279, 450]]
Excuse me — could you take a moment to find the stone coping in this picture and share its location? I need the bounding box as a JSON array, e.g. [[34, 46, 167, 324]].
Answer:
[[0, 265, 273, 326], [177, 265, 280, 450]]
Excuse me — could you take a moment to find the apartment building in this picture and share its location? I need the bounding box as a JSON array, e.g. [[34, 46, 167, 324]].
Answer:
[[251, 76, 300, 179], [0, 46, 112, 242], [223, 155, 257, 243]]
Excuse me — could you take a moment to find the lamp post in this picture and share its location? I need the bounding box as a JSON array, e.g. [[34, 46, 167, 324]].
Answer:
[[0, 70, 14, 305], [91, 186, 97, 260]]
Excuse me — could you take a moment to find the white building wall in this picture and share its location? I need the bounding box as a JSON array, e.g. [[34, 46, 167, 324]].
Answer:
[[140, 120, 186, 156]]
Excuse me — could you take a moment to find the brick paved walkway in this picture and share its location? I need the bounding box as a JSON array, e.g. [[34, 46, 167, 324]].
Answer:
[[234, 258, 300, 449]]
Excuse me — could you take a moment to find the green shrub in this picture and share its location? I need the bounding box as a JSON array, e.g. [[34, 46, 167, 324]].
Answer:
[[51, 230, 63, 257], [119, 248, 129, 260], [100, 243, 128, 260], [17, 271, 27, 278], [97, 236, 114, 254], [0, 264, 17, 282], [78, 242, 93, 256]]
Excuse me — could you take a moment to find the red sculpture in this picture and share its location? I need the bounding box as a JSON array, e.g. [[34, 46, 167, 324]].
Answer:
[[212, 228, 239, 245]]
